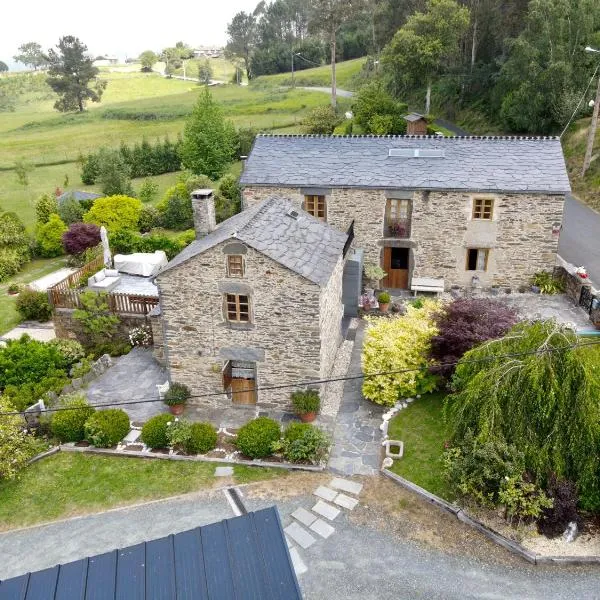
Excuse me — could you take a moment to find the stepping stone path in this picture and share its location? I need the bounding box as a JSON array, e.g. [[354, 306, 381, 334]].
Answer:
[[285, 477, 362, 576]]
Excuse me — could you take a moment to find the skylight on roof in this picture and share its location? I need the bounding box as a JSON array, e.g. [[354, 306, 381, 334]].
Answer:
[[388, 148, 445, 158]]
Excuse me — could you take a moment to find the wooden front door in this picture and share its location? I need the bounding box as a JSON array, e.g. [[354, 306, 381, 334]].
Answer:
[[231, 378, 257, 405], [382, 247, 409, 289], [223, 360, 257, 405]]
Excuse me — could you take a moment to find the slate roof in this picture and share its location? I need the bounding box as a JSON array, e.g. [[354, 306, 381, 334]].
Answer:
[[239, 134, 571, 194], [403, 112, 426, 122], [157, 197, 348, 287], [0, 507, 302, 600], [57, 190, 103, 204]]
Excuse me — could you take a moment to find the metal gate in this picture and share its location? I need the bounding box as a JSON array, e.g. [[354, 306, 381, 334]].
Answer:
[[579, 285, 594, 314]]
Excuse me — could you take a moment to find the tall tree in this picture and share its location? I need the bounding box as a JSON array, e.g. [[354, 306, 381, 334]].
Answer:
[[226, 11, 257, 79], [381, 0, 470, 114], [0, 61, 8, 73], [13, 42, 48, 70], [309, 0, 365, 108], [139, 50, 158, 72], [45, 36, 107, 112], [198, 59, 213, 85]]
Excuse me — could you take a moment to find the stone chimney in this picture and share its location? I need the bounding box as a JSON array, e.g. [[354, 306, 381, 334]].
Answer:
[[191, 189, 216, 239]]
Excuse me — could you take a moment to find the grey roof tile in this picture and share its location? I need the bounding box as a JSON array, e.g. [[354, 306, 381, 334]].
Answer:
[[157, 197, 347, 286], [239, 135, 571, 194]]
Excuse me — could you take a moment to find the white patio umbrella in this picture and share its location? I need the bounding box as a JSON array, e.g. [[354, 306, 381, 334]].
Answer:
[[100, 226, 112, 267]]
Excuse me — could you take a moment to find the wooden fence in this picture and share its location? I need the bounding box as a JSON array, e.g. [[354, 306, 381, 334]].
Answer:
[[50, 254, 105, 292]]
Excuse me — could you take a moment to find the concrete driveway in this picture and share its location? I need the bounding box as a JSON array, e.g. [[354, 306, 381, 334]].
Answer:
[[559, 195, 600, 285], [2, 475, 600, 599]]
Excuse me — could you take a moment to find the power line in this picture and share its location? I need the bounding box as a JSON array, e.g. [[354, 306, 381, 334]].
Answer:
[[2, 338, 599, 417], [560, 61, 600, 139]]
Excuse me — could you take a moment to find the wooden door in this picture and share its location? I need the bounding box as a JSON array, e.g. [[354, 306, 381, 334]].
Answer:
[[382, 247, 409, 289], [231, 378, 257, 405]]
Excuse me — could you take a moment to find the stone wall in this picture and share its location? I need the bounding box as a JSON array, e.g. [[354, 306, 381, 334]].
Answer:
[[54, 308, 148, 346], [319, 255, 344, 378], [243, 186, 564, 290], [156, 240, 343, 410], [149, 308, 166, 366]]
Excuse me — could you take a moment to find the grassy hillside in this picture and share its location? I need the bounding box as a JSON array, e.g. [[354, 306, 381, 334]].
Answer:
[[562, 117, 600, 211]]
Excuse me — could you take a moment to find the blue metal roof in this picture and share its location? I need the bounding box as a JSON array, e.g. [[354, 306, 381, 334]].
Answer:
[[57, 191, 103, 204], [0, 507, 302, 600]]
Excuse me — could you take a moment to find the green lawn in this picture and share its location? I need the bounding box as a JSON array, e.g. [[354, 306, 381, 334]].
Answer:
[[387, 392, 453, 500], [0, 256, 69, 335], [0, 452, 282, 531]]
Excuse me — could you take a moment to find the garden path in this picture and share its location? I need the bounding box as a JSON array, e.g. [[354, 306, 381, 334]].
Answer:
[[328, 322, 383, 476]]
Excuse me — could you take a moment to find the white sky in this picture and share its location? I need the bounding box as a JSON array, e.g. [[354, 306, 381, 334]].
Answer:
[[1, 0, 258, 69]]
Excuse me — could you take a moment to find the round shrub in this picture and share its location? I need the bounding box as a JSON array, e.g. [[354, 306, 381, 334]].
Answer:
[[186, 422, 218, 454], [84, 409, 130, 448], [235, 417, 281, 459], [48, 339, 86, 366], [50, 395, 95, 442], [283, 422, 314, 444], [281, 424, 330, 464], [15, 288, 52, 321], [140, 413, 174, 449]]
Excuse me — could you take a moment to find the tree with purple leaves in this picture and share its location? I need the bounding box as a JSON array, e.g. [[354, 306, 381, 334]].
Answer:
[[429, 298, 518, 378], [62, 222, 101, 256]]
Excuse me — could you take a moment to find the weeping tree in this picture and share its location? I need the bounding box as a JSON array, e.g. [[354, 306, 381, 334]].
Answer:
[[447, 320, 600, 510]]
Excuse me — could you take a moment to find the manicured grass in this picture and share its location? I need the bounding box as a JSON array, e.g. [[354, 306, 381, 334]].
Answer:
[[387, 392, 453, 501], [0, 452, 282, 531], [0, 256, 69, 335]]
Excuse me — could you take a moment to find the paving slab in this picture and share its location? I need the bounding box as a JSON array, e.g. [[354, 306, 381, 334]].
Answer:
[[313, 486, 338, 502], [215, 466, 234, 477], [284, 522, 317, 549], [311, 500, 340, 521], [309, 519, 335, 539], [291, 507, 318, 527], [123, 430, 141, 443], [330, 478, 363, 496], [289, 547, 307, 575], [333, 493, 359, 510]]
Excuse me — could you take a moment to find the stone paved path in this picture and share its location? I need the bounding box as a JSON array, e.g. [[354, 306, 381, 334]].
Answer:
[[328, 322, 383, 476]]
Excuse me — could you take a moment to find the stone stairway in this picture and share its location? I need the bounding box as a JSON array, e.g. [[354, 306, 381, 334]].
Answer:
[[283, 477, 363, 575]]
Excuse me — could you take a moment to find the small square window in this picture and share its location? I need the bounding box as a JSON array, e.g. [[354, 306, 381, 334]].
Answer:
[[227, 255, 244, 277], [304, 195, 326, 220], [226, 294, 250, 322], [472, 198, 494, 220], [466, 248, 489, 271]]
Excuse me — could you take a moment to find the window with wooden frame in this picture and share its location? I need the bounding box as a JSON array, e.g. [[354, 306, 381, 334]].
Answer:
[[472, 197, 494, 220], [225, 294, 250, 322], [227, 255, 244, 277], [304, 195, 326, 220], [466, 248, 490, 271]]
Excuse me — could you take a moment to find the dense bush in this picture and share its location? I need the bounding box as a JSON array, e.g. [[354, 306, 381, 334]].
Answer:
[[236, 127, 257, 157], [0, 211, 31, 282], [140, 413, 174, 448], [138, 205, 163, 233], [35, 193, 59, 224], [108, 228, 194, 260], [83, 195, 142, 232], [15, 288, 52, 321], [429, 299, 518, 377], [62, 222, 101, 256], [138, 178, 159, 203], [531, 271, 565, 295], [36, 214, 67, 257], [186, 422, 218, 454], [362, 300, 440, 406], [0, 398, 39, 481], [50, 394, 96, 442], [276, 423, 330, 463], [236, 417, 281, 459], [538, 476, 580, 538], [48, 339, 86, 365], [352, 81, 407, 134], [84, 409, 130, 447], [448, 321, 600, 510], [58, 196, 86, 225], [302, 105, 342, 134], [73, 291, 120, 349], [2, 375, 70, 411], [156, 183, 194, 230]]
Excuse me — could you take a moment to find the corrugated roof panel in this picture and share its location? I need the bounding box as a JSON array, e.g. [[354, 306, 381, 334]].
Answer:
[[85, 551, 117, 600], [226, 515, 269, 600], [116, 543, 145, 600], [0, 573, 29, 600], [23, 568, 58, 600], [253, 509, 302, 600], [173, 529, 208, 600], [146, 536, 176, 600], [54, 559, 87, 600], [200, 522, 236, 599]]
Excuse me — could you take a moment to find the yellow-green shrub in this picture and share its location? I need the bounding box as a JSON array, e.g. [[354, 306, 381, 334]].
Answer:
[[361, 300, 439, 406]]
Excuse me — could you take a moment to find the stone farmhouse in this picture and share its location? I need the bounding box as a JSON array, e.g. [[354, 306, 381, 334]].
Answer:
[[154, 193, 348, 408], [240, 134, 570, 291]]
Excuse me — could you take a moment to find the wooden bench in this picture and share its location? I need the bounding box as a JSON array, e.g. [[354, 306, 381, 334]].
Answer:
[[410, 277, 445, 297]]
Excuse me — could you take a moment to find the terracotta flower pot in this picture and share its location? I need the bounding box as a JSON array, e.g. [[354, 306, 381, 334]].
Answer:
[[299, 411, 317, 423], [379, 302, 389, 313], [169, 404, 185, 415]]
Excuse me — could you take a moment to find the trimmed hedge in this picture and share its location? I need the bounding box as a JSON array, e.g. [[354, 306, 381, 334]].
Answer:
[[84, 409, 130, 448], [236, 417, 281, 459], [140, 413, 174, 449], [186, 422, 218, 455], [50, 395, 95, 442]]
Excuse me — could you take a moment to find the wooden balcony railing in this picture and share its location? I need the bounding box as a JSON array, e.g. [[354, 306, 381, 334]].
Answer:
[[50, 253, 104, 292], [386, 218, 411, 239]]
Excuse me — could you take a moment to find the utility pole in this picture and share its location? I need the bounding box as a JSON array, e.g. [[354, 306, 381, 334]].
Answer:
[[291, 51, 295, 88], [582, 47, 600, 178]]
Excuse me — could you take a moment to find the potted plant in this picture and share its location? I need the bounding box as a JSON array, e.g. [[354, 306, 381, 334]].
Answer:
[[291, 389, 320, 423], [363, 263, 387, 292], [163, 382, 190, 415], [7, 284, 20, 296], [377, 291, 391, 313]]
